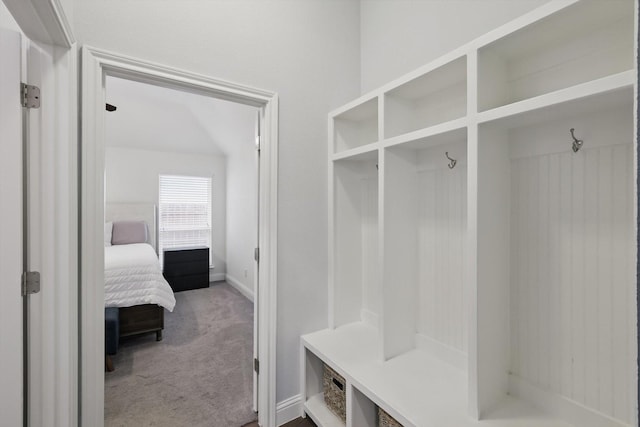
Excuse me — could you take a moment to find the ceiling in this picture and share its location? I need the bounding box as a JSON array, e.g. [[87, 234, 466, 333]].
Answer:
[[105, 76, 258, 157]]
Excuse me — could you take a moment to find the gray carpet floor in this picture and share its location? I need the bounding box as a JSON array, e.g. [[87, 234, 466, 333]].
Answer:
[[105, 282, 256, 427]]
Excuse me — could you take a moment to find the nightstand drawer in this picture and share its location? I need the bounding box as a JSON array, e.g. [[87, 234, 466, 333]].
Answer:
[[163, 247, 208, 263], [163, 260, 208, 277], [166, 273, 209, 292]]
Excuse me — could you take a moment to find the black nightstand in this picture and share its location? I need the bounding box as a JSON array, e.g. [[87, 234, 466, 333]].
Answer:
[[162, 247, 209, 292]]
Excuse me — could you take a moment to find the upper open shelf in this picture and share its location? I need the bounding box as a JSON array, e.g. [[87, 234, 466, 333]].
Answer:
[[384, 56, 467, 139], [478, 72, 634, 130], [333, 97, 379, 154], [477, 0, 634, 112]]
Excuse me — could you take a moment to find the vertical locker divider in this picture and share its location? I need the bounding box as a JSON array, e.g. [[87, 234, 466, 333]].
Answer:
[[466, 48, 480, 420]]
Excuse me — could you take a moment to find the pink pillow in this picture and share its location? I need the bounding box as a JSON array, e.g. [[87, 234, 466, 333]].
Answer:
[[111, 221, 148, 245]]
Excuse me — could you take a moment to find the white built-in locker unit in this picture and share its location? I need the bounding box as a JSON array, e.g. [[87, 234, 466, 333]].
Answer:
[[301, 1, 637, 427]]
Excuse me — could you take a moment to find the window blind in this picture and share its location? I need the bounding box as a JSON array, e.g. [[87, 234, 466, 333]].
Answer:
[[159, 175, 212, 266]]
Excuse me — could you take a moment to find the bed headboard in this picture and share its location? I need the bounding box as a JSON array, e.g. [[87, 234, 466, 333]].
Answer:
[[105, 203, 157, 252]]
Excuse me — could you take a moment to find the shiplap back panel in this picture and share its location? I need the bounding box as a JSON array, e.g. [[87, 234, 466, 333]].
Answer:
[[508, 21, 633, 106], [361, 174, 380, 326], [417, 153, 468, 354], [508, 113, 633, 424]]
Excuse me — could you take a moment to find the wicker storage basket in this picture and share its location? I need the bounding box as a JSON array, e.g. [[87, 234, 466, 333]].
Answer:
[[322, 363, 346, 422], [378, 406, 403, 427]]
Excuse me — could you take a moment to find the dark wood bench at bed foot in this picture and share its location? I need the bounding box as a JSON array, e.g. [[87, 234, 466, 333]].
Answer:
[[105, 307, 119, 372], [119, 304, 164, 341]]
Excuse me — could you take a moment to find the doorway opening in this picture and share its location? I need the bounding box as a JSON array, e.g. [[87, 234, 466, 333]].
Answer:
[[80, 47, 278, 427], [103, 76, 259, 425]]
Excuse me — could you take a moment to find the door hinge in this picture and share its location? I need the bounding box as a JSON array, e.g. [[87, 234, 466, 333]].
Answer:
[[21, 271, 41, 296], [254, 247, 259, 263], [255, 135, 261, 152], [21, 83, 40, 109], [254, 358, 260, 374]]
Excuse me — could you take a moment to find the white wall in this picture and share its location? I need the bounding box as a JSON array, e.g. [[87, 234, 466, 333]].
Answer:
[[73, 0, 361, 403], [105, 146, 227, 275], [359, 0, 551, 93], [0, 0, 21, 31], [226, 136, 258, 300]]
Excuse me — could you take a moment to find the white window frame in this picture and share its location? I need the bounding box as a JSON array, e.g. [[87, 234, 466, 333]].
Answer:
[[158, 174, 213, 266]]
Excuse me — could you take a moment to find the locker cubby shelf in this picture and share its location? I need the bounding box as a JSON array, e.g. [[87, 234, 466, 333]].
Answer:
[[384, 56, 466, 139], [477, 71, 634, 129], [311, 1, 637, 426], [382, 117, 467, 150], [477, 0, 634, 112], [476, 95, 635, 427], [331, 151, 380, 333], [381, 130, 468, 366], [331, 143, 379, 162], [333, 96, 379, 154]]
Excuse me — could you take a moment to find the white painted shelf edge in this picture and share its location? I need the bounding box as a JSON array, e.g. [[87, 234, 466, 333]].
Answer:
[[331, 143, 380, 162], [381, 117, 468, 149], [330, 117, 470, 162], [476, 70, 635, 125], [329, 70, 634, 162], [304, 393, 345, 427], [302, 322, 379, 377]]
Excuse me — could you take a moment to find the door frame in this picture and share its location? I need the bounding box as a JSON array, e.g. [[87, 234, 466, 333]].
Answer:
[[80, 46, 279, 427], [0, 27, 26, 427]]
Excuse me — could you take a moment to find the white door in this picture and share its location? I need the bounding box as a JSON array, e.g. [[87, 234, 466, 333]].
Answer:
[[0, 27, 45, 427], [0, 27, 25, 427]]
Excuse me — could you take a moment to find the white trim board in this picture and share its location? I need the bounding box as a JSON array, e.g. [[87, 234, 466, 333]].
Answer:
[[80, 46, 278, 427], [2, 0, 75, 47], [226, 274, 254, 302], [277, 394, 303, 427]]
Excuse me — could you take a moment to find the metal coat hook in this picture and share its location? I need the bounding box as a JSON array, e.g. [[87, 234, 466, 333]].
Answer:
[[445, 152, 457, 169], [570, 128, 583, 153]]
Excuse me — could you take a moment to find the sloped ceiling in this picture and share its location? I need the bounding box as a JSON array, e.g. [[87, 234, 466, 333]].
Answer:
[[105, 76, 257, 157]]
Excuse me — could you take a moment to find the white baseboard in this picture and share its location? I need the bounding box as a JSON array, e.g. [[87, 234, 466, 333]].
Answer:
[[508, 374, 624, 427], [277, 394, 302, 426], [209, 272, 225, 282], [226, 274, 254, 302]]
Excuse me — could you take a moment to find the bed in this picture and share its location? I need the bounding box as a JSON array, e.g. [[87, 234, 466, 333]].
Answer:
[[105, 203, 175, 341]]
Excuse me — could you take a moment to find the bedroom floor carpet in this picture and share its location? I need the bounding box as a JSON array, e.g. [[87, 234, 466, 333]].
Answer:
[[105, 281, 256, 427]]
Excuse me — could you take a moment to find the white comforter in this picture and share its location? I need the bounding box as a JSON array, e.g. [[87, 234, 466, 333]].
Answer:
[[104, 243, 176, 311]]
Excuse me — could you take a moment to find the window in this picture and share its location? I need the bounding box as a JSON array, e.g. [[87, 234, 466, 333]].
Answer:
[[159, 174, 212, 266]]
